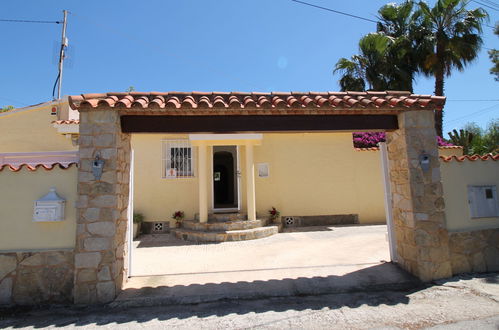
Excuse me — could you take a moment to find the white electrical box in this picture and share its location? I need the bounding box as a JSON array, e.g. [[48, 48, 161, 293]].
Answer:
[[33, 188, 66, 222], [257, 163, 270, 178], [468, 185, 499, 218]]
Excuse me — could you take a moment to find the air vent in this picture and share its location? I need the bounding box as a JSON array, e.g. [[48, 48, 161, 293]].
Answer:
[[284, 216, 295, 226], [153, 222, 164, 232]]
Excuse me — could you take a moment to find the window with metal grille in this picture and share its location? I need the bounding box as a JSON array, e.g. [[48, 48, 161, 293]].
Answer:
[[162, 140, 195, 178]]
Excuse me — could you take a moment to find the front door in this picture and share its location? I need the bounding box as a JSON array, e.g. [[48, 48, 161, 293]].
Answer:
[[213, 146, 239, 210]]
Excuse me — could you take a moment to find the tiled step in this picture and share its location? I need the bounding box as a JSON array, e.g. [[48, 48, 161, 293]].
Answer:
[[182, 219, 265, 232], [172, 226, 278, 242], [195, 212, 248, 222]]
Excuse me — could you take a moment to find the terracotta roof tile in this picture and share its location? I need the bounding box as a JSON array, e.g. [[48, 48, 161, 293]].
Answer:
[[355, 146, 464, 152], [52, 119, 80, 125], [440, 154, 499, 162], [0, 162, 78, 172], [69, 91, 446, 114]]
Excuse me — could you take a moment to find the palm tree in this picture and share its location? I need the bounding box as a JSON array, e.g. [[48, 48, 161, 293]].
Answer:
[[334, 56, 366, 92], [418, 0, 487, 136], [334, 2, 422, 92], [376, 0, 432, 92], [334, 33, 397, 91]]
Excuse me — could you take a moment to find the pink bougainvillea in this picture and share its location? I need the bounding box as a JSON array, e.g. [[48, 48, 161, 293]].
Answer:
[[352, 132, 453, 148]]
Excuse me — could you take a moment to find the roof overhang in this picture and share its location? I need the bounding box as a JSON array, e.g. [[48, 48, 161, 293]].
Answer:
[[69, 91, 446, 114]]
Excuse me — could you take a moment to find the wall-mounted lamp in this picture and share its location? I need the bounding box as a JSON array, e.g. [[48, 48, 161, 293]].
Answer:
[[92, 154, 105, 180], [419, 153, 431, 172]]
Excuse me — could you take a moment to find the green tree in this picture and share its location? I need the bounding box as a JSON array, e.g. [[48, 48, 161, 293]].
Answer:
[[453, 119, 499, 155], [334, 33, 403, 91], [418, 0, 487, 136], [0, 105, 14, 113], [376, 0, 428, 92], [448, 128, 474, 154], [489, 23, 499, 81]]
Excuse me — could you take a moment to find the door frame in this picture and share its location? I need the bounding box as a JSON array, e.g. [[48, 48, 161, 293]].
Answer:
[[211, 145, 241, 212]]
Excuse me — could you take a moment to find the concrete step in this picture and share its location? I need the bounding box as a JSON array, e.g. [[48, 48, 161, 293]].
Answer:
[[172, 226, 278, 242], [195, 212, 248, 222], [182, 219, 265, 232]]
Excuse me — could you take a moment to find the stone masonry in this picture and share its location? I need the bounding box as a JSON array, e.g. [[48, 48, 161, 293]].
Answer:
[[386, 110, 452, 281], [74, 109, 131, 304], [0, 250, 73, 306], [449, 228, 499, 274]]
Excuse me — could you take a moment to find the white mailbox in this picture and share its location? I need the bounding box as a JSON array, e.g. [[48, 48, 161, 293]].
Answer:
[[33, 188, 66, 222]]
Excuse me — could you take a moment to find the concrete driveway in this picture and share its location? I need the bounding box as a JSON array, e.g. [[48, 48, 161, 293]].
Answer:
[[125, 225, 398, 286], [117, 225, 417, 306]]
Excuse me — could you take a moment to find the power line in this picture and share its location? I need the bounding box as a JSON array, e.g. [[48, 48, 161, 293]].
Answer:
[[0, 18, 60, 24], [471, 0, 499, 11], [446, 103, 499, 124], [481, 0, 499, 6], [291, 0, 494, 50], [290, 0, 378, 23]]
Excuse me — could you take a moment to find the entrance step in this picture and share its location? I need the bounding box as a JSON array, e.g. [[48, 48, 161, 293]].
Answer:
[[182, 219, 264, 232], [172, 225, 278, 243], [195, 212, 248, 222]]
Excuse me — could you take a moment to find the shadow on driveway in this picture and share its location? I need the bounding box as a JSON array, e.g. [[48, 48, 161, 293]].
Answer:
[[0, 263, 422, 328]]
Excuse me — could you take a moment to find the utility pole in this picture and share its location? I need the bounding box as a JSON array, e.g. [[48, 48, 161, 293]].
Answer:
[[56, 10, 68, 100]]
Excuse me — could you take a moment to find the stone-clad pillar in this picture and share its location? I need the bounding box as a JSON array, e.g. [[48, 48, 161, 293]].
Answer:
[[74, 109, 131, 304], [386, 110, 452, 281]]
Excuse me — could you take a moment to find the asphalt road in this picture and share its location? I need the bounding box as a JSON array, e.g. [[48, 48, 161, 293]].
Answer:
[[0, 273, 498, 329]]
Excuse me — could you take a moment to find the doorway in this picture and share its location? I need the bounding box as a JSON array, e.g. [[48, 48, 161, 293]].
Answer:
[[213, 146, 239, 210]]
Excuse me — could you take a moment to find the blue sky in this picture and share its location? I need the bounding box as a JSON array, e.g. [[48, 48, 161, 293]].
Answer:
[[0, 0, 497, 134]]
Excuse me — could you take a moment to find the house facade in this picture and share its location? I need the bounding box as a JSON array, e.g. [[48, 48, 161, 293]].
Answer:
[[0, 90, 498, 306]]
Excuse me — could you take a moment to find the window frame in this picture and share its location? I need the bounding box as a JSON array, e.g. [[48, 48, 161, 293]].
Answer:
[[161, 139, 196, 179]]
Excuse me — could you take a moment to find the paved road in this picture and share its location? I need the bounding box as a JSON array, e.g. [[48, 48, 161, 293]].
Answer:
[[1, 273, 498, 329]]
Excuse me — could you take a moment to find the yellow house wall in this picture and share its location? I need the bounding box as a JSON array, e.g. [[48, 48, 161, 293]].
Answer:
[[441, 160, 499, 232], [0, 167, 77, 251], [253, 133, 385, 223], [132, 132, 386, 225], [0, 103, 76, 153]]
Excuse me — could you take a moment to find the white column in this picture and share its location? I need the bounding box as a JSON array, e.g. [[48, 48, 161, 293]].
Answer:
[[198, 143, 208, 223], [245, 142, 256, 221]]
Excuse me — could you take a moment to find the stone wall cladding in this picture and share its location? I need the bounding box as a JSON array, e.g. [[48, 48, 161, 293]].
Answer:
[[449, 228, 499, 274], [0, 250, 74, 306], [74, 109, 131, 304], [386, 111, 452, 282]]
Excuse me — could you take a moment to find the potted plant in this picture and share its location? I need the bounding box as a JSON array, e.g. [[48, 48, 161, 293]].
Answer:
[[172, 210, 185, 228], [268, 207, 280, 224], [133, 212, 144, 238]]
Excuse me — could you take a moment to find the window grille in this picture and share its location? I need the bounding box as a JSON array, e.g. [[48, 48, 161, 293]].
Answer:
[[162, 140, 195, 178]]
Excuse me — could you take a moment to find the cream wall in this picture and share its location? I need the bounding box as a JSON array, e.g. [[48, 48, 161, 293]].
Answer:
[[132, 132, 387, 224], [132, 134, 200, 224], [0, 102, 76, 153], [0, 167, 77, 251], [441, 160, 499, 232], [253, 133, 385, 223]]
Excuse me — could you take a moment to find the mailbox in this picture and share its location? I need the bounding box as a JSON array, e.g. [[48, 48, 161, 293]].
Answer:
[[33, 188, 66, 222]]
